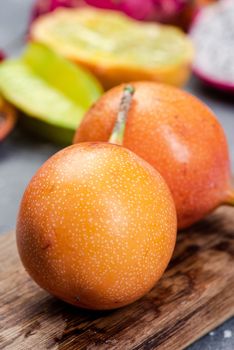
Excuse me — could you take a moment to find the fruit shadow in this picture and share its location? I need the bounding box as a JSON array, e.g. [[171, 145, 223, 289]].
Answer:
[[188, 75, 234, 105], [0, 117, 60, 162], [171, 207, 234, 269], [25, 293, 143, 348]]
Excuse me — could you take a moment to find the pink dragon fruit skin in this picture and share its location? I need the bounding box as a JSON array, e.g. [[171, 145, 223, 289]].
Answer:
[[153, 0, 187, 21], [85, 0, 156, 20], [0, 50, 6, 62], [30, 0, 82, 21], [31, 0, 190, 22]]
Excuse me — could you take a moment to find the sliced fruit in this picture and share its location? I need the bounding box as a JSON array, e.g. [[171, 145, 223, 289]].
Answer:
[[0, 43, 103, 145], [0, 96, 17, 142], [190, 0, 234, 93], [31, 7, 194, 89]]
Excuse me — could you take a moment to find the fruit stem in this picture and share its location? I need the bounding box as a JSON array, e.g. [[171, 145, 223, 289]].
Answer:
[[109, 85, 135, 145], [225, 189, 234, 206]]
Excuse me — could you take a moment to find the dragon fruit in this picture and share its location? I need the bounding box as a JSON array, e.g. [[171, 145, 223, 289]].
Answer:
[[85, 0, 156, 20], [0, 50, 5, 62], [190, 0, 234, 92], [31, 0, 193, 23], [30, 0, 83, 22]]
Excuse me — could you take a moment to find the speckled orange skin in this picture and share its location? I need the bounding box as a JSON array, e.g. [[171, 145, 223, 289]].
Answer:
[[74, 82, 232, 229], [17, 143, 176, 310]]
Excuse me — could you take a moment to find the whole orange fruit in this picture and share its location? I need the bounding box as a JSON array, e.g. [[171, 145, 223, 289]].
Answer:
[[74, 82, 233, 229], [17, 143, 176, 310]]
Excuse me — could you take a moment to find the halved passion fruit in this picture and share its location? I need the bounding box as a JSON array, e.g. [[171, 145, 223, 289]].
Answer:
[[31, 7, 194, 89], [0, 96, 17, 142], [0, 43, 103, 145]]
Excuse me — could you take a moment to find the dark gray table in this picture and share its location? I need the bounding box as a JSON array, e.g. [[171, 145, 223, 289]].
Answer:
[[0, 1, 233, 349]]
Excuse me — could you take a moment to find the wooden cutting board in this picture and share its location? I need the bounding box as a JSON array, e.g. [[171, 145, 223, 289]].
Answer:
[[0, 206, 234, 350]]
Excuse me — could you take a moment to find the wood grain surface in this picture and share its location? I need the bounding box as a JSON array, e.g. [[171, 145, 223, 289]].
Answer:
[[0, 206, 234, 350]]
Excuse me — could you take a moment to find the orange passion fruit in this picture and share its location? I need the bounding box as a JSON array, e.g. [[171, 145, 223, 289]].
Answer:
[[17, 94, 177, 310], [17, 86, 176, 309], [74, 82, 233, 229], [0, 96, 17, 142]]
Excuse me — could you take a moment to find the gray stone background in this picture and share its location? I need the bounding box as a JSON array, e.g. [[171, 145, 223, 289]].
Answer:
[[0, 1, 233, 349]]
